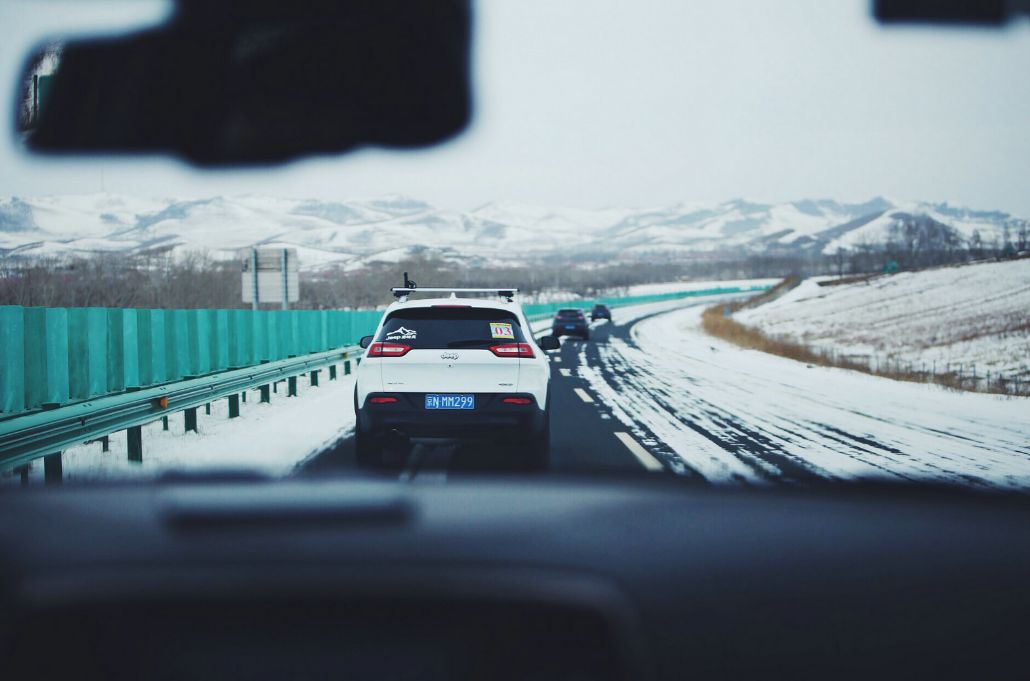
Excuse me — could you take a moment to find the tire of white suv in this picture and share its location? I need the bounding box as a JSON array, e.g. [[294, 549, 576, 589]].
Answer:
[[354, 387, 384, 467], [354, 424, 384, 467], [519, 392, 551, 470]]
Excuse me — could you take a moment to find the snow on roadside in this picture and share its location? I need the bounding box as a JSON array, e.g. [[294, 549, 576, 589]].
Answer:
[[736, 260, 1030, 382], [6, 373, 357, 485], [610, 303, 1030, 488]]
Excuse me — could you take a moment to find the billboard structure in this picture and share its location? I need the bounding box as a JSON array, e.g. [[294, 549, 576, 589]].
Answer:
[[241, 248, 299, 310]]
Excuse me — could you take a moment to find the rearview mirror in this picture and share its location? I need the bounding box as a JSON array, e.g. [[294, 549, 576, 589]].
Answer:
[[538, 336, 560, 351], [19, 0, 472, 165], [359, 335, 374, 349]]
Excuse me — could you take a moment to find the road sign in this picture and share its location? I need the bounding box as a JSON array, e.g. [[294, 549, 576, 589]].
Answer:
[[241, 248, 299, 309]]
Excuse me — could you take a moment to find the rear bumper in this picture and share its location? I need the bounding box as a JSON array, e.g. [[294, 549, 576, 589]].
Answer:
[[551, 324, 588, 336], [358, 392, 545, 439]]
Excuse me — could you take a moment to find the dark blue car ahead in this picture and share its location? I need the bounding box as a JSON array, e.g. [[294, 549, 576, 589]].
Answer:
[[551, 308, 589, 340]]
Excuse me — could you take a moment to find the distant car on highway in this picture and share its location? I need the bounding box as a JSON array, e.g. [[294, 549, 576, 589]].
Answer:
[[590, 304, 612, 321], [355, 286, 559, 468], [552, 308, 590, 340]]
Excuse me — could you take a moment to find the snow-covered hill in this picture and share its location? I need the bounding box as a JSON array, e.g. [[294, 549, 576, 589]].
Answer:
[[0, 193, 1024, 270], [736, 259, 1030, 383]]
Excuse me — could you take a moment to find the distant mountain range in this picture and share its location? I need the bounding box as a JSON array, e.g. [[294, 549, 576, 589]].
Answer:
[[0, 193, 1024, 270]]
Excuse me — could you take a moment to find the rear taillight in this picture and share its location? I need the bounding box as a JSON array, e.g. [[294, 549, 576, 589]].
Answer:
[[369, 396, 398, 404], [502, 397, 532, 405], [489, 343, 535, 358], [367, 342, 411, 357]]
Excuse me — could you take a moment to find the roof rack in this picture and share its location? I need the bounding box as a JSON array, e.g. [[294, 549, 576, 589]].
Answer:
[[392, 272, 517, 302], [391, 287, 518, 302]]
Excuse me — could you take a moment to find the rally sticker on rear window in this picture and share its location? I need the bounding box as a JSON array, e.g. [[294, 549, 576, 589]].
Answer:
[[386, 326, 417, 340], [490, 322, 514, 339]]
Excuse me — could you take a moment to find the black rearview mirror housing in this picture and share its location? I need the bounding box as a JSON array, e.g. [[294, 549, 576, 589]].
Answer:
[[538, 336, 560, 351], [359, 335, 374, 349], [20, 0, 472, 166]]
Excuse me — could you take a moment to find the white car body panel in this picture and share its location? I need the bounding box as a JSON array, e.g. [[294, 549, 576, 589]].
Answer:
[[356, 296, 550, 409], [380, 349, 520, 394]]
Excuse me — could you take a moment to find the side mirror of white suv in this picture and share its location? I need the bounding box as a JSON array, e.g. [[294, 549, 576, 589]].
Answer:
[[359, 335, 374, 349], [538, 336, 560, 351]]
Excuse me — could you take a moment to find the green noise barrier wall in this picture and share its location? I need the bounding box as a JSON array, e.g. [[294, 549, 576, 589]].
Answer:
[[0, 307, 381, 415]]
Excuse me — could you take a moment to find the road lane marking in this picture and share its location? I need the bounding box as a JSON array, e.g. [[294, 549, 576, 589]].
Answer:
[[552, 356, 562, 363], [614, 432, 664, 471], [574, 388, 594, 403], [559, 368, 571, 377]]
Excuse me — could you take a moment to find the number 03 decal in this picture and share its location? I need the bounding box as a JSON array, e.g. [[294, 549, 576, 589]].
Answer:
[[490, 322, 514, 339]]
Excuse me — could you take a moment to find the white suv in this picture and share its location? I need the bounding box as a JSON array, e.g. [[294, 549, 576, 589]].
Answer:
[[353, 288, 560, 467]]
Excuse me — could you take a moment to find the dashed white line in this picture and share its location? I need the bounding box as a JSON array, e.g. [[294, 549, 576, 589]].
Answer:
[[552, 356, 562, 363], [559, 368, 572, 377], [614, 432, 664, 471], [573, 388, 594, 403]]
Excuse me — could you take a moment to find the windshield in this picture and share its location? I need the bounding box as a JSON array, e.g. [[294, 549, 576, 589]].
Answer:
[[0, 0, 1028, 491], [376, 308, 528, 349]]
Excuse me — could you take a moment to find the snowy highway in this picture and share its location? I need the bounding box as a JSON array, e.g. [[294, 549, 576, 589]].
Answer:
[[32, 294, 1030, 488], [301, 298, 1030, 489]]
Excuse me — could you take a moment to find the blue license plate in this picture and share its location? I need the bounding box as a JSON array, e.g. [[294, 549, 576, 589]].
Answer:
[[565, 324, 576, 330], [425, 394, 475, 410]]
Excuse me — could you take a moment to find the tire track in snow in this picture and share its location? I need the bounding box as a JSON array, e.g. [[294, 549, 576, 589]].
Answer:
[[580, 302, 1030, 489]]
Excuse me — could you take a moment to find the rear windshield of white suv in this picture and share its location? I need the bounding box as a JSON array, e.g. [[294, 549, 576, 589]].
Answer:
[[376, 307, 528, 349]]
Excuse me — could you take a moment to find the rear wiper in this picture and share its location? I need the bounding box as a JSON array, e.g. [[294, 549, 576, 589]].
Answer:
[[447, 338, 496, 348]]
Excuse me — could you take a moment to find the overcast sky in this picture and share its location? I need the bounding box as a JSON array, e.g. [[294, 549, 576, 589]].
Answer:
[[2, 0, 1029, 214]]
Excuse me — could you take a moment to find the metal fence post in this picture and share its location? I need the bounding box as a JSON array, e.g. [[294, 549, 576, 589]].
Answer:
[[281, 248, 290, 311], [310, 369, 319, 387], [228, 394, 240, 418], [185, 407, 198, 433], [251, 247, 259, 311], [127, 426, 143, 462], [329, 365, 337, 381], [288, 376, 298, 397], [260, 384, 271, 403], [44, 452, 62, 484]]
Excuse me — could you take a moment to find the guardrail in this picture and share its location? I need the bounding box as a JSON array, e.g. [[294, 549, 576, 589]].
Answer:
[[0, 346, 361, 477]]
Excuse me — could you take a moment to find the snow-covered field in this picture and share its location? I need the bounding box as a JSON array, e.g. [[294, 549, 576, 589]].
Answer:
[[579, 303, 1030, 489], [4, 372, 357, 485], [736, 259, 1030, 383]]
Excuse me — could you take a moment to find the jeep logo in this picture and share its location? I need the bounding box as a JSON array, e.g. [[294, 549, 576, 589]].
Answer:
[[440, 352, 459, 360]]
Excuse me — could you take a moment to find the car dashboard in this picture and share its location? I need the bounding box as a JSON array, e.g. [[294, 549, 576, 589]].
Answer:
[[1, 476, 1028, 680]]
